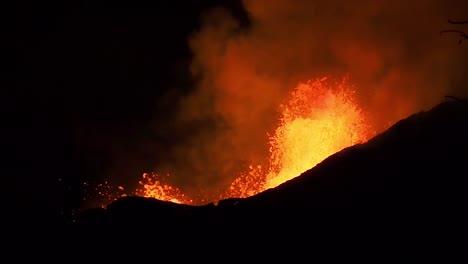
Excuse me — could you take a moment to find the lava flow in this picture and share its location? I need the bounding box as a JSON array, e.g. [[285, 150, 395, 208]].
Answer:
[[126, 76, 374, 205]]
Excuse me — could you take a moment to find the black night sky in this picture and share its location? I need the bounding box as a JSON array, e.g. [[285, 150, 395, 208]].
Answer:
[[12, 0, 468, 224], [14, 0, 247, 222]]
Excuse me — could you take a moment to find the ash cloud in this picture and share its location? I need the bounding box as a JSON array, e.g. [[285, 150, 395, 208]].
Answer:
[[153, 0, 468, 199]]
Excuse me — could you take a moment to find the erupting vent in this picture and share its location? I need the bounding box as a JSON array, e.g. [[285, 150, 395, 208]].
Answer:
[[126, 76, 374, 205]]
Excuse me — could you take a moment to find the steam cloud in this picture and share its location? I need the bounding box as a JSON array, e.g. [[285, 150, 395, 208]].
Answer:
[[150, 0, 468, 199]]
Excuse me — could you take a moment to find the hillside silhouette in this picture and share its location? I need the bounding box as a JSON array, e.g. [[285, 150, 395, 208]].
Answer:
[[75, 97, 468, 230]]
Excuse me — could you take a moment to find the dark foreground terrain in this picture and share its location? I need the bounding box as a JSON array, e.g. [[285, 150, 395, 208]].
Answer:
[[74, 97, 468, 235]]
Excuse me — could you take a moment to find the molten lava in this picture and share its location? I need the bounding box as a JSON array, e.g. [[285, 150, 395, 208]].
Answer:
[[93, 76, 374, 206], [134, 173, 193, 205], [263, 77, 372, 189], [221, 76, 373, 198]]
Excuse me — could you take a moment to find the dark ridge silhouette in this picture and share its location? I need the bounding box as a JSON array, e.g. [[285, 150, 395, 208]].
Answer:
[[74, 97, 468, 231]]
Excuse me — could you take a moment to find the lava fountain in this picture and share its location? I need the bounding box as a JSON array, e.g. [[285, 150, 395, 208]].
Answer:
[[126, 76, 374, 205], [263, 76, 373, 190]]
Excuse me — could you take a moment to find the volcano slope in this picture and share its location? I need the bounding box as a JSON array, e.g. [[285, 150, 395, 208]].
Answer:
[[75, 97, 468, 227]]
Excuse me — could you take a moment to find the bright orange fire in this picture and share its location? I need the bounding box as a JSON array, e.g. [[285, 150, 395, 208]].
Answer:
[[95, 76, 375, 206], [134, 173, 193, 205], [219, 76, 374, 199], [263, 76, 373, 190]]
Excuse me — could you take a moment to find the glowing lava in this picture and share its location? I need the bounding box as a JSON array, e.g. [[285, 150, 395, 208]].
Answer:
[[133, 76, 373, 204], [263, 77, 373, 190], [219, 76, 373, 199], [134, 173, 193, 205], [93, 76, 374, 206]]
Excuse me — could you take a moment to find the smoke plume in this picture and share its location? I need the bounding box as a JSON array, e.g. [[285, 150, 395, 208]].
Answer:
[[152, 0, 468, 199]]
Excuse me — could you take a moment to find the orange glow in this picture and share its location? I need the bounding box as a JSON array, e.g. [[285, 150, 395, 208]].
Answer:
[[96, 76, 374, 206], [134, 173, 193, 205], [221, 76, 374, 198], [263, 76, 373, 189]]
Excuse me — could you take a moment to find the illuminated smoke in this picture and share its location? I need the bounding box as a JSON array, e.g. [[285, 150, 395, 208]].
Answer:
[[158, 0, 468, 197]]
